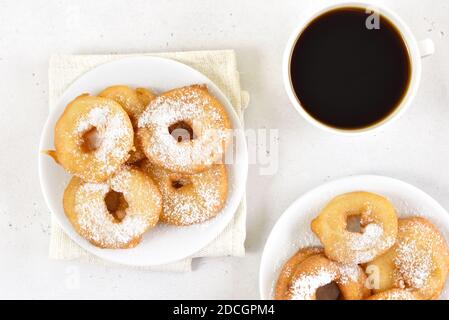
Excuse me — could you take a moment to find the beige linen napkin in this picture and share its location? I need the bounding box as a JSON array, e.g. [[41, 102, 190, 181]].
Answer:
[[48, 50, 249, 272]]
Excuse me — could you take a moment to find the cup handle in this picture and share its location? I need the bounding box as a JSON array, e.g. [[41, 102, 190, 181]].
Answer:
[[418, 39, 435, 58]]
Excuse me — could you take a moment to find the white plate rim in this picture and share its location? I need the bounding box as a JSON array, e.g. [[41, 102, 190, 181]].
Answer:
[[38, 55, 248, 267], [259, 174, 449, 300]]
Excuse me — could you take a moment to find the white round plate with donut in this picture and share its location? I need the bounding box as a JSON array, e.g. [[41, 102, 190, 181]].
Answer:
[[259, 175, 449, 300], [38, 56, 248, 266]]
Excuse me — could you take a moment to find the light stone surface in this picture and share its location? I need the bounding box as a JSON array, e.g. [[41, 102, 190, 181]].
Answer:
[[0, 0, 448, 299]]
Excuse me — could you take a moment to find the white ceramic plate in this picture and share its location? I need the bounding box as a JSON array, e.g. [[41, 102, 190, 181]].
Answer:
[[39, 56, 248, 267], [259, 175, 449, 300]]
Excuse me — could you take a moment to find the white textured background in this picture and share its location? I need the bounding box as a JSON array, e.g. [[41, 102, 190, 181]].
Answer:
[[0, 0, 448, 299]]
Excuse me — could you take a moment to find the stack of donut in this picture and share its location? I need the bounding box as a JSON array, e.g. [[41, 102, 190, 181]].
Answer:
[[275, 192, 449, 300], [49, 84, 231, 249]]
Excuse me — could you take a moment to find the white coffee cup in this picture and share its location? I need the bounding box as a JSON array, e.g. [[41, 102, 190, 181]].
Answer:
[[283, 1, 435, 135]]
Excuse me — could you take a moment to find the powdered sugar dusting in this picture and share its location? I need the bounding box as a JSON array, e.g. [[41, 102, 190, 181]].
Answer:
[[137, 87, 230, 172], [80, 182, 109, 194], [393, 219, 440, 290], [350, 224, 383, 251], [289, 267, 336, 300], [395, 239, 431, 289], [196, 175, 223, 210], [76, 107, 110, 133], [72, 167, 161, 248], [343, 223, 395, 264], [75, 106, 132, 176], [75, 182, 148, 247], [338, 263, 360, 284], [142, 161, 227, 225]]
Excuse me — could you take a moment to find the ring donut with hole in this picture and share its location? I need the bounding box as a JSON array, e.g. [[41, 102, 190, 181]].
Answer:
[[140, 160, 228, 226], [137, 85, 232, 174], [275, 247, 324, 300], [63, 166, 162, 249], [280, 253, 370, 300], [52, 94, 134, 183], [311, 192, 398, 264]]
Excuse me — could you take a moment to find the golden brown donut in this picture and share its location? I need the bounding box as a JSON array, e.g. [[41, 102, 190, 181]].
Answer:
[[98, 85, 153, 122], [275, 247, 324, 300], [63, 166, 162, 249], [140, 160, 228, 226], [366, 289, 420, 300], [279, 252, 370, 300], [136, 87, 157, 107], [311, 192, 398, 264], [54, 94, 134, 182], [137, 85, 231, 174], [99, 85, 157, 163], [366, 217, 449, 299]]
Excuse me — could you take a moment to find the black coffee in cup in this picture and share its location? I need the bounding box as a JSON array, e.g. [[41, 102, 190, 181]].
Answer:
[[290, 7, 411, 130]]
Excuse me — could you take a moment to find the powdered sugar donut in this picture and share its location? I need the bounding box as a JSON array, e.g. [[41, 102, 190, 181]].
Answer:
[[54, 94, 134, 182], [63, 166, 162, 249], [311, 192, 398, 264], [283, 254, 370, 300], [99, 85, 157, 163], [137, 85, 231, 174], [140, 160, 228, 226], [366, 217, 449, 300], [275, 247, 324, 300]]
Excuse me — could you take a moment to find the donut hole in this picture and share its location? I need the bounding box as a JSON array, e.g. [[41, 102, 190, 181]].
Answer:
[[81, 127, 102, 152], [170, 177, 192, 190], [104, 190, 129, 222], [316, 282, 342, 300], [346, 215, 363, 233], [168, 121, 196, 142]]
